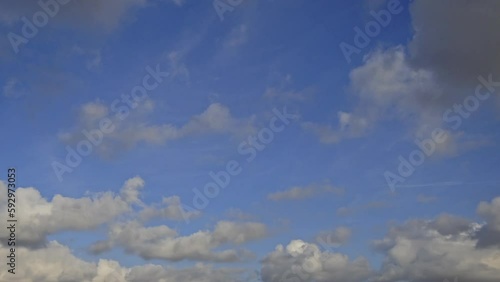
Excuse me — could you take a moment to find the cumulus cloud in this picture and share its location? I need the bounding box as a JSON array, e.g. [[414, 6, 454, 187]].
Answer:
[[92, 220, 268, 262], [0, 176, 197, 248], [0, 179, 136, 246], [120, 176, 146, 205], [304, 0, 500, 147], [2, 177, 500, 281], [475, 196, 500, 248], [0, 241, 247, 282], [373, 213, 500, 282], [260, 239, 373, 282], [304, 47, 443, 143], [59, 101, 256, 157], [267, 183, 344, 201], [139, 195, 201, 221]]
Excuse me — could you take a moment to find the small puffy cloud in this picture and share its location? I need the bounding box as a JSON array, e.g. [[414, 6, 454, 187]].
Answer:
[[120, 176, 146, 205]]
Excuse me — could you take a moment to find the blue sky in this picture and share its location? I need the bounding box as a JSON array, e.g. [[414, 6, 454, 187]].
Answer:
[[1, 0, 500, 281]]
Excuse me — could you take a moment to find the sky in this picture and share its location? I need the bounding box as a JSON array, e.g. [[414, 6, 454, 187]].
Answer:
[[0, 0, 500, 281]]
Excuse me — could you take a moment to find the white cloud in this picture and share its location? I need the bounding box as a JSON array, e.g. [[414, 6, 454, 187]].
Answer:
[[260, 239, 373, 282], [305, 0, 500, 147], [139, 195, 201, 221], [0, 240, 248, 282], [475, 196, 500, 248], [304, 47, 442, 144], [92, 220, 268, 262], [0, 176, 196, 248], [120, 176, 146, 205], [478, 197, 500, 231], [0, 179, 133, 246], [59, 102, 257, 157], [373, 213, 500, 282]]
